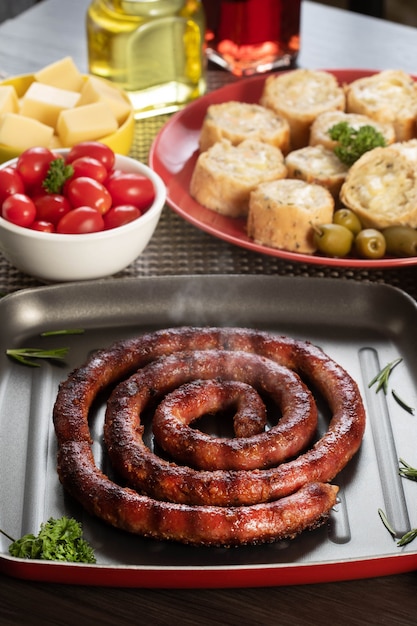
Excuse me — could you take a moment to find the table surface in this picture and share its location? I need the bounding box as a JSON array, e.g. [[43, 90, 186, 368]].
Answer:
[[0, 1, 417, 623]]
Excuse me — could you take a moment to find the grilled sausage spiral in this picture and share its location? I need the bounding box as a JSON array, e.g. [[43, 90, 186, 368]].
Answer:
[[53, 326, 365, 546]]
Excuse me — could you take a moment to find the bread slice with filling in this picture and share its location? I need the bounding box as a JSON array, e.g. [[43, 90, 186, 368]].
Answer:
[[247, 179, 334, 254], [309, 110, 396, 150], [345, 70, 417, 142], [285, 144, 349, 198], [190, 139, 287, 218], [340, 145, 417, 228], [260, 69, 345, 150], [199, 101, 290, 154]]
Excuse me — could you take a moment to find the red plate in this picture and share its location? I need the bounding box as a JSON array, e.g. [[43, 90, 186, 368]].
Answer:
[[149, 69, 417, 269]]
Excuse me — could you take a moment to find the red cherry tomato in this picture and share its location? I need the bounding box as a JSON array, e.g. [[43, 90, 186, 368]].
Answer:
[[0, 166, 25, 204], [30, 220, 55, 233], [103, 205, 142, 229], [34, 193, 71, 225], [56, 206, 105, 234], [16, 147, 56, 188], [70, 156, 108, 184], [66, 177, 112, 215], [106, 173, 155, 211], [2, 193, 36, 227], [66, 142, 115, 172]]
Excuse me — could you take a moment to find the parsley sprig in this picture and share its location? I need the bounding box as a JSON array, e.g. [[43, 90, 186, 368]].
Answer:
[[2, 516, 96, 563], [42, 158, 74, 194], [328, 121, 387, 166]]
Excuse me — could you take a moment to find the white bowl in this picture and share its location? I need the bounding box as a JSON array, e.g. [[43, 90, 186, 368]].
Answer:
[[0, 152, 166, 282]]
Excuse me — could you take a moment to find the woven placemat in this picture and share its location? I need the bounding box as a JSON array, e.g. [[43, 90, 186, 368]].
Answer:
[[1, 71, 416, 300]]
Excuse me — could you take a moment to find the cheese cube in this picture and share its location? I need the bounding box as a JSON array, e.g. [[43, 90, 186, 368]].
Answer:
[[0, 85, 19, 115], [20, 82, 81, 128], [34, 56, 84, 92], [78, 77, 131, 124], [56, 102, 118, 146], [0, 113, 54, 150]]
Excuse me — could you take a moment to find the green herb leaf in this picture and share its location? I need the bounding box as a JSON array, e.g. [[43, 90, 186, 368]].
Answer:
[[7, 516, 96, 563], [6, 347, 69, 367], [397, 528, 417, 547], [328, 122, 387, 166], [41, 329, 84, 337], [368, 357, 403, 394], [378, 508, 396, 539], [392, 389, 415, 415], [399, 458, 417, 481], [378, 507, 417, 547], [42, 158, 74, 194]]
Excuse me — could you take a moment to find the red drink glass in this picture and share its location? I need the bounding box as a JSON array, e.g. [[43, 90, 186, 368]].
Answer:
[[202, 0, 301, 76]]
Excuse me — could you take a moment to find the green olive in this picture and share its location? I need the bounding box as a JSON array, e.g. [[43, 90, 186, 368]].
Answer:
[[382, 225, 417, 257], [333, 208, 362, 236], [355, 228, 386, 259], [313, 223, 354, 257]]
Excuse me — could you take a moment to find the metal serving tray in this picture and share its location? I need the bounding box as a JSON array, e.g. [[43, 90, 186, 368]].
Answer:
[[0, 275, 416, 588]]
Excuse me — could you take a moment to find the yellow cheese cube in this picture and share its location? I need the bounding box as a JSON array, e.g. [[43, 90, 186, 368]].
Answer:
[[56, 102, 118, 146], [0, 113, 54, 150], [78, 77, 131, 124], [0, 85, 19, 115], [20, 82, 81, 128], [34, 56, 84, 92]]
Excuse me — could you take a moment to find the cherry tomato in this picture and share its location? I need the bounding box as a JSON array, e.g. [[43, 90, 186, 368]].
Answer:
[[56, 207, 105, 234], [70, 156, 108, 184], [0, 166, 25, 204], [34, 193, 71, 225], [103, 205, 142, 229], [66, 142, 115, 172], [30, 220, 55, 233], [16, 147, 56, 188], [2, 193, 36, 227], [66, 177, 112, 215], [106, 173, 155, 211]]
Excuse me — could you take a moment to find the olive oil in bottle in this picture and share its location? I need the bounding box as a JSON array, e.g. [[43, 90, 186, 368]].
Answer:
[[86, 0, 206, 118]]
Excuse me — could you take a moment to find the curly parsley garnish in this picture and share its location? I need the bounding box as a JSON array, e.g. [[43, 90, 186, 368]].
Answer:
[[3, 516, 96, 563], [328, 122, 387, 166], [42, 158, 74, 194]]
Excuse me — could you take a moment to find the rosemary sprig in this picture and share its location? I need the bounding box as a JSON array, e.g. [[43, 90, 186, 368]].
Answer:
[[378, 508, 396, 539], [392, 390, 415, 415], [378, 508, 417, 547], [6, 347, 69, 367], [368, 357, 402, 394], [41, 329, 84, 337], [399, 458, 417, 481], [397, 529, 417, 547]]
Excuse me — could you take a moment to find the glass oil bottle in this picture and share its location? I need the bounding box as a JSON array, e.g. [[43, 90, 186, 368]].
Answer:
[[87, 0, 206, 118]]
